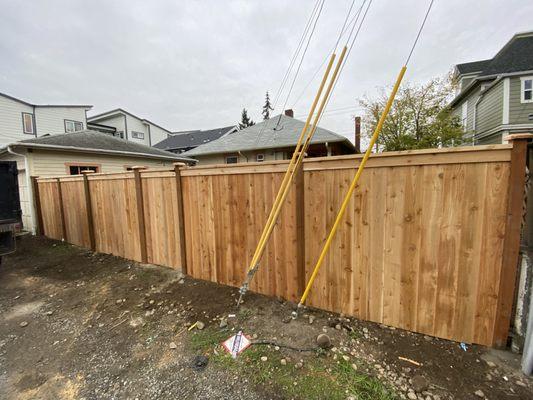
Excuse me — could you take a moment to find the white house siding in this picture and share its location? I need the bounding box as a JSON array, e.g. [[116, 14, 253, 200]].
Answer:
[[509, 76, 533, 124], [0, 95, 34, 147], [125, 114, 150, 146], [34, 107, 87, 136], [149, 125, 169, 146], [30, 150, 174, 176]]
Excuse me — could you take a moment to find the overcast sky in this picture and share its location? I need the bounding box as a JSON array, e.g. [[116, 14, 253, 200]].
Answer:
[[1, 0, 531, 142]]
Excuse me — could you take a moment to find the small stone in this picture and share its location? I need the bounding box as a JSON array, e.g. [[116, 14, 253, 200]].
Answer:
[[116, 299, 122, 304], [19, 321, 28, 327], [362, 327, 369, 334], [515, 380, 526, 387], [335, 324, 342, 330], [316, 334, 332, 349], [485, 361, 496, 368], [260, 356, 268, 362], [295, 362, 303, 369], [351, 363, 358, 371], [342, 355, 350, 361], [196, 321, 205, 330], [411, 375, 429, 392], [280, 359, 287, 366], [46, 311, 53, 316], [474, 390, 485, 398], [309, 315, 315, 324], [407, 392, 417, 400], [149, 300, 155, 305], [219, 319, 228, 328], [169, 342, 177, 349]]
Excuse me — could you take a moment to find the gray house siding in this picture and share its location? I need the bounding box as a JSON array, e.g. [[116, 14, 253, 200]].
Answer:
[[509, 76, 533, 124], [476, 80, 503, 134], [476, 133, 503, 145], [452, 87, 479, 137]]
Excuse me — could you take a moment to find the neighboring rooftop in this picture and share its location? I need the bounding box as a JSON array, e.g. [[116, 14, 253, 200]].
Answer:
[[183, 114, 353, 157], [455, 31, 533, 79], [455, 60, 491, 75], [154, 125, 238, 151], [0, 91, 92, 109], [3, 130, 195, 163]]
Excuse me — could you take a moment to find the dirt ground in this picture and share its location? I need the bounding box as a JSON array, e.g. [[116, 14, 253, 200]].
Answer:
[[1, 236, 532, 400]]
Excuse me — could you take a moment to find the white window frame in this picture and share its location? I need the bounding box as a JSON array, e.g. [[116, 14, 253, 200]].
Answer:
[[131, 131, 145, 139], [461, 101, 468, 130], [22, 112, 34, 134], [65, 119, 83, 133], [256, 154, 265, 162], [225, 156, 238, 164], [521, 76, 533, 103]]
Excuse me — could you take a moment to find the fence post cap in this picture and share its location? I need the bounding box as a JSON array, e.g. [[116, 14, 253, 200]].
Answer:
[[173, 162, 187, 168], [130, 166, 148, 171], [81, 170, 95, 175], [504, 133, 533, 142]]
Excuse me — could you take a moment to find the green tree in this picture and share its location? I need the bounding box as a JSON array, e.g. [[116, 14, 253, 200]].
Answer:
[[239, 108, 255, 129], [359, 75, 463, 152], [262, 91, 274, 120]]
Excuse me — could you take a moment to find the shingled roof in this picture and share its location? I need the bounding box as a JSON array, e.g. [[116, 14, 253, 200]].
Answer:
[[5, 130, 195, 163], [154, 125, 237, 151], [455, 31, 533, 79], [183, 114, 353, 157]]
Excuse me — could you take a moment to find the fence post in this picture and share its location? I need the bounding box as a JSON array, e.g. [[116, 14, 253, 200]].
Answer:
[[132, 166, 148, 263], [56, 178, 67, 241], [295, 162, 306, 294], [174, 162, 188, 275], [31, 176, 44, 235], [81, 171, 96, 251], [493, 133, 533, 347]]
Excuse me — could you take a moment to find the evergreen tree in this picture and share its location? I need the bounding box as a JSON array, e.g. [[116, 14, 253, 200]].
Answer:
[[239, 108, 255, 129], [262, 91, 274, 120]]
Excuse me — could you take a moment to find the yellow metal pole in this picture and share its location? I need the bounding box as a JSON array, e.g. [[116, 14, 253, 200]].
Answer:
[[297, 65, 407, 309], [246, 53, 336, 273], [247, 46, 348, 274]]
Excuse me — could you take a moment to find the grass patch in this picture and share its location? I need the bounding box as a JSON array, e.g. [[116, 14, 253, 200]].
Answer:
[[189, 328, 229, 352], [202, 336, 397, 400]]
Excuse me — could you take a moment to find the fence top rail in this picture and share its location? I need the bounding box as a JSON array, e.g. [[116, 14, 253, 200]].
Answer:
[[180, 144, 513, 177]]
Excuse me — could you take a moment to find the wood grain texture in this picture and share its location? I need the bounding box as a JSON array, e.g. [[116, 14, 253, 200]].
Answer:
[[34, 143, 526, 346]]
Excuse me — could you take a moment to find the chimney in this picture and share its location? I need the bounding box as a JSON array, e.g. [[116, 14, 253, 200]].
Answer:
[[284, 109, 294, 118], [354, 116, 361, 153]]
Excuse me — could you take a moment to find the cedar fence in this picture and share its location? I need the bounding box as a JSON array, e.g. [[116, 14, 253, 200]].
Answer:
[[32, 136, 530, 347]]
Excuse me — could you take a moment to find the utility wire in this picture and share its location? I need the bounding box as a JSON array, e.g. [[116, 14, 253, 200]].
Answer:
[[274, 0, 325, 129], [272, 0, 322, 108], [405, 0, 434, 66]]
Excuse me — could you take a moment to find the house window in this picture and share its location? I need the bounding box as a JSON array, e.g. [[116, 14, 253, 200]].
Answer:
[[225, 156, 238, 164], [521, 77, 533, 103], [131, 131, 145, 139], [65, 120, 83, 133], [68, 165, 99, 175], [256, 154, 265, 162], [461, 101, 468, 130], [22, 113, 34, 134]]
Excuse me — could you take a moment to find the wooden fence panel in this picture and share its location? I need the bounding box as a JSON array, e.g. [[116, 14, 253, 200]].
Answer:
[[142, 173, 183, 269], [33, 142, 529, 346], [88, 174, 142, 262], [37, 180, 63, 240], [303, 160, 511, 345], [182, 169, 300, 301], [59, 178, 91, 248]]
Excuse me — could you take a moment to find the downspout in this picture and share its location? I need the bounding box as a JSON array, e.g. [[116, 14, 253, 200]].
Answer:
[[7, 145, 36, 235], [473, 96, 482, 146]]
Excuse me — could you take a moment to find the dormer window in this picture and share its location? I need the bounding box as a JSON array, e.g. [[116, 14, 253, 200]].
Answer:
[[521, 77, 533, 103]]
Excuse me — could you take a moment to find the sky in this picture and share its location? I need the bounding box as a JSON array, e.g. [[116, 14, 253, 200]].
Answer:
[[1, 0, 532, 143]]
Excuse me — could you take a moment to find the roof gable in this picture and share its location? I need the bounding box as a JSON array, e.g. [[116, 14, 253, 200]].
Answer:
[[0, 91, 92, 109], [183, 114, 353, 157], [88, 108, 171, 133]]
